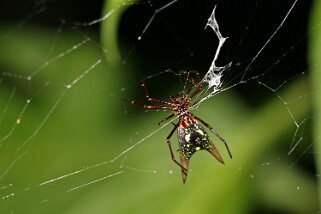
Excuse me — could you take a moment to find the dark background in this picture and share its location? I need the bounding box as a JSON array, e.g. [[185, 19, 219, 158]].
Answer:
[[2, 0, 312, 109], [0, 0, 312, 91]]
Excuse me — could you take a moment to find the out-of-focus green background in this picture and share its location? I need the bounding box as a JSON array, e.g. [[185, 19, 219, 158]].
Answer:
[[0, 0, 319, 213]]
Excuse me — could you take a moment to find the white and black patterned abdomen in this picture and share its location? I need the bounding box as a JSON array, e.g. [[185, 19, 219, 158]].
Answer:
[[177, 123, 212, 159]]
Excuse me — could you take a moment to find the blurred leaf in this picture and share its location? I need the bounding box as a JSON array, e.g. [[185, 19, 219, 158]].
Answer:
[[0, 24, 124, 213], [101, 0, 136, 65]]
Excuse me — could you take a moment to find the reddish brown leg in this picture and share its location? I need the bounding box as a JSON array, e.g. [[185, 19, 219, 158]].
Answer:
[[189, 81, 203, 99], [185, 71, 196, 94], [141, 81, 172, 105], [122, 99, 172, 110], [180, 71, 196, 94], [166, 123, 188, 181], [158, 114, 175, 125], [181, 71, 203, 99]]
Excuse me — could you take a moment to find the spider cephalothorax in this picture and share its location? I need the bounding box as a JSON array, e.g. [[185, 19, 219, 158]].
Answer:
[[124, 72, 232, 183]]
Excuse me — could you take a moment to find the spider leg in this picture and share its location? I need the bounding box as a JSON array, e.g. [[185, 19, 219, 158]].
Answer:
[[189, 80, 203, 99], [181, 71, 196, 94], [141, 81, 172, 105], [158, 114, 175, 125], [180, 71, 198, 94], [166, 123, 188, 183], [195, 116, 232, 159], [180, 71, 203, 99], [122, 99, 172, 110]]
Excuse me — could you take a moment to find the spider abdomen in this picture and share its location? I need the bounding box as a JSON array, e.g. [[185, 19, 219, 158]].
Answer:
[[177, 123, 212, 159]]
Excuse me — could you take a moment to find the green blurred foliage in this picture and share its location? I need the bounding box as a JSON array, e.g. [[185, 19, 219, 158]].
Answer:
[[0, 0, 318, 213], [310, 0, 321, 209]]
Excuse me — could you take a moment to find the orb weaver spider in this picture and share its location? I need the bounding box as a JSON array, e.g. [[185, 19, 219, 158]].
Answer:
[[124, 72, 232, 183]]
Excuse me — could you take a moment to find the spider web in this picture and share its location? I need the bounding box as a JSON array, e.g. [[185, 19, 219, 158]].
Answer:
[[0, 0, 318, 213]]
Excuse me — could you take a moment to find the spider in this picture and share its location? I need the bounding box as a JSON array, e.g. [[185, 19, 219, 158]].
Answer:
[[123, 72, 232, 183]]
